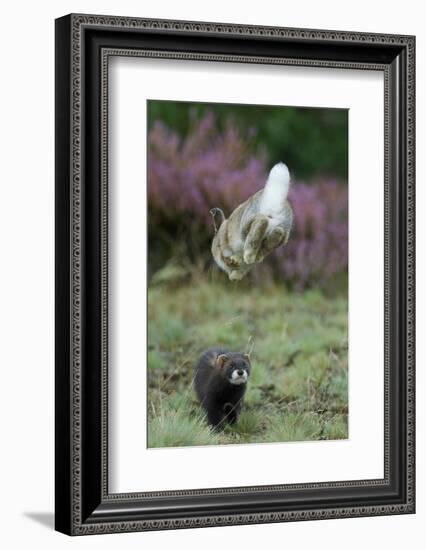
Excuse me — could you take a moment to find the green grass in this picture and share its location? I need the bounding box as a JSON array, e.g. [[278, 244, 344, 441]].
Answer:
[[147, 281, 348, 448]]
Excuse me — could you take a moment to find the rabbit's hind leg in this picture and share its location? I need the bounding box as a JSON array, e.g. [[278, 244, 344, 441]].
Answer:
[[255, 226, 287, 263], [243, 215, 269, 265]]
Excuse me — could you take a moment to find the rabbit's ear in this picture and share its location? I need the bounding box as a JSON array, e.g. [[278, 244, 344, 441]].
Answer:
[[210, 208, 226, 233]]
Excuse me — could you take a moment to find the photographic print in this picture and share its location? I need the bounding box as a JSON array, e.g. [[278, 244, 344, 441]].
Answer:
[[147, 100, 349, 448]]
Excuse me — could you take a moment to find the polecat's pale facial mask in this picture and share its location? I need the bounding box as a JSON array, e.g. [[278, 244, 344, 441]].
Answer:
[[229, 368, 249, 385]]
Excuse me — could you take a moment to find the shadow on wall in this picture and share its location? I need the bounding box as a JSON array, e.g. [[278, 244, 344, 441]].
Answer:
[[23, 512, 54, 530]]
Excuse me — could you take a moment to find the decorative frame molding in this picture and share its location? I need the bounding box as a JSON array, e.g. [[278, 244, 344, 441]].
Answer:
[[55, 14, 415, 535]]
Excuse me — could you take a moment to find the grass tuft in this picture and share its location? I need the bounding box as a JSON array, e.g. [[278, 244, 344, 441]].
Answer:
[[264, 412, 323, 443], [148, 400, 220, 448]]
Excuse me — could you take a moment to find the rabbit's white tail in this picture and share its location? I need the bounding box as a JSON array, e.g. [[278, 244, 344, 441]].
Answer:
[[259, 162, 291, 216]]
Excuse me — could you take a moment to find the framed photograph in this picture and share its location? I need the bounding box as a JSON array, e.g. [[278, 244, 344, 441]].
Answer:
[[55, 14, 415, 535]]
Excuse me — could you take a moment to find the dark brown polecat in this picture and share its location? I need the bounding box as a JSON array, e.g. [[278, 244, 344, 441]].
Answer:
[[194, 348, 251, 429]]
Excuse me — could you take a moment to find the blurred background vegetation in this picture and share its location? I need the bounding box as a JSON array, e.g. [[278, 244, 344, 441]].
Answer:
[[146, 100, 348, 448], [147, 100, 348, 290], [148, 100, 348, 180]]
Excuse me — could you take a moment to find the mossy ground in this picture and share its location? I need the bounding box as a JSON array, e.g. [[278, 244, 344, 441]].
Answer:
[[147, 281, 348, 448]]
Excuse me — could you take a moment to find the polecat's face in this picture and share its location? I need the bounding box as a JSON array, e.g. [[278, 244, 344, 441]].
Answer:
[[225, 358, 251, 386]]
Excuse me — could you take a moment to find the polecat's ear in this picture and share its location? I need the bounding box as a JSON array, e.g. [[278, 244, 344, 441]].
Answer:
[[216, 354, 228, 368], [243, 353, 251, 364]]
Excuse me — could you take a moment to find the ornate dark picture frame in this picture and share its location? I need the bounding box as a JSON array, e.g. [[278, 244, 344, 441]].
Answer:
[[55, 14, 415, 535]]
